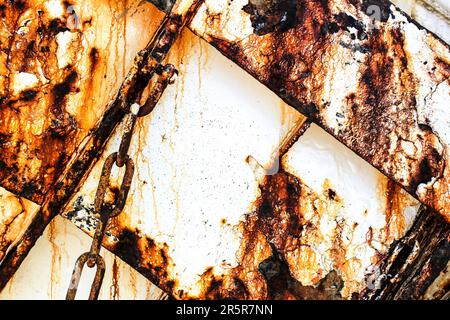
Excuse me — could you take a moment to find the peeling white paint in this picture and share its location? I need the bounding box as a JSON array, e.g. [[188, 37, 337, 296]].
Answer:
[[283, 124, 420, 296]]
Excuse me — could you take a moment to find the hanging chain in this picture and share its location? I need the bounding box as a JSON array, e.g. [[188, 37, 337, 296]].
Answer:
[[66, 64, 177, 300], [65, 0, 203, 300]]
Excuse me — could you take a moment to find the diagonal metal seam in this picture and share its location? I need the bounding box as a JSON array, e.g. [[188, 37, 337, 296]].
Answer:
[[0, 0, 313, 296], [362, 206, 449, 299], [0, 0, 205, 291], [188, 0, 450, 222]]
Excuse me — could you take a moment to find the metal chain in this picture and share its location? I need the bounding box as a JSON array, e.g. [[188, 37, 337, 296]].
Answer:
[[65, 0, 203, 300], [66, 64, 177, 300]]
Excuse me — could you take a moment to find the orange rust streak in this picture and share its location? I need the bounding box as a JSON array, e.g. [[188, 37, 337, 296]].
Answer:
[[0, 0, 165, 204]]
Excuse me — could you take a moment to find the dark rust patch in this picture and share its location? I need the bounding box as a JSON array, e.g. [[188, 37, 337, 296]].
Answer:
[[364, 208, 450, 299], [115, 228, 142, 267], [259, 247, 343, 300], [191, 169, 345, 299], [409, 147, 443, 194], [19, 89, 38, 102], [242, 0, 298, 35], [52, 70, 78, 113]]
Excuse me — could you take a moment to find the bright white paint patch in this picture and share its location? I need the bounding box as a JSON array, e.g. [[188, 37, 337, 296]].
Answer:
[[56, 31, 80, 69], [44, 0, 65, 18], [282, 125, 420, 296], [190, 0, 254, 42], [11, 72, 39, 95]]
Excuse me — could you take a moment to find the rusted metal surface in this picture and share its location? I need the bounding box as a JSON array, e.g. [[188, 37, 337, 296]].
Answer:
[[66, 251, 106, 300], [65, 0, 204, 299], [0, 216, 167, 300], [1, 0, 448, 300], [1, 0, 205, 296], [0, 0, 164, 203], [363, 208, 449, 299], [0, 0, 167, 289], [66, 151, 134, 299], [189, 0, 450, 222], [148, 0, 176, 13], [60, 28, 438, 299], [391, 0, 450, 44]]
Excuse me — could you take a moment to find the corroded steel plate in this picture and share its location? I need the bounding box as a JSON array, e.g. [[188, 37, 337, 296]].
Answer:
[[0, 0, 165, 204], [1, 0, 448, 300]]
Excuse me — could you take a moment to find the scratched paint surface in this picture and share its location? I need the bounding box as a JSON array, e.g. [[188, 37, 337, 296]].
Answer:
[[189, 0, 450, 221], [0, 0, 164, 203], [62, 28, 422, 299]]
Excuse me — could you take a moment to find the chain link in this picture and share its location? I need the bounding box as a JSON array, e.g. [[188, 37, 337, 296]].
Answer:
[[66, 63, 176, 300]]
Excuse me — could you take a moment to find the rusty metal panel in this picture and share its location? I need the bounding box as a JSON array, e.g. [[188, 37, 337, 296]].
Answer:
[[1, 0, 448, 300], [363, 208, 449, 299], [61, 29, 428, 299], [0, 216, 166, 300], [0, 187, 40, 263], [189, 0, 450, 222], [0, 0, 165, 203], [62, 29, 304, 298]]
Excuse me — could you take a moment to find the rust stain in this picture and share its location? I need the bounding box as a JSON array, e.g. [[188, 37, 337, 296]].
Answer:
[[190, 0, 450, 221], [110, 256, 120, 300], [89, 150, 433, 299], [381, 179, 408, 240], [0, 0, 167, 291], [0, 0, 165, 204], [1, 0, 448, 300], [47, 219, 62, 299], [180, 170, 345, 299]]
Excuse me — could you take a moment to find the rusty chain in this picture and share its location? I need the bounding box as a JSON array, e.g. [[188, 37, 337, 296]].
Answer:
[[65, 0, 203, 300], [66, 64, 177, 300]]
